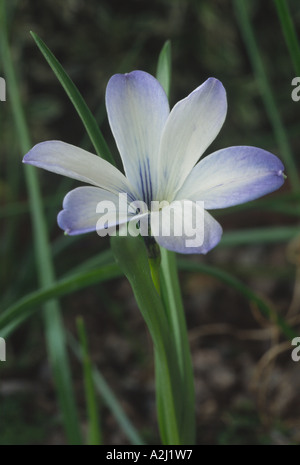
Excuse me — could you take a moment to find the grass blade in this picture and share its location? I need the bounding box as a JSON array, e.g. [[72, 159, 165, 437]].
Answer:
[[30, 31, 115, 165], [178, 259, 297, 341], [0, 263, 121, 335], [76, 317, 102, 445], [68, 332, 145, 445], [156, 40, 172, 98], [233, 0, 300, 192], [274, 0, 300, 76], [220, 225, 299, 247], [0, 3, 82, 444]]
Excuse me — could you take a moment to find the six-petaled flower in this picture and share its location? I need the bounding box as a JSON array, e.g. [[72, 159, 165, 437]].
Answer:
[[23, 71, 285, 254]]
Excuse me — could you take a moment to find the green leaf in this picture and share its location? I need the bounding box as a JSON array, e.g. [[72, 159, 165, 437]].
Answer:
[[220, 225, 300, 247], [30, 31, 115, 165], [0, 264, 122, 336], [156, 40, 172, 98]]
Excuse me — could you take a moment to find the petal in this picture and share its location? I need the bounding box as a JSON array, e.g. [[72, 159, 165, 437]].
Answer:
[[157, 78, 227, 200], [150, 200, 222, 254], [23, 140, 135, 197], [57, 187, 135, 235], [106, 71, 170, 203], [176, 146, 285, 209]]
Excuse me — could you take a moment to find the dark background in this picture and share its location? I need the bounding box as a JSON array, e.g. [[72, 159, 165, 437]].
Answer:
[[1, 0, 300, 445]]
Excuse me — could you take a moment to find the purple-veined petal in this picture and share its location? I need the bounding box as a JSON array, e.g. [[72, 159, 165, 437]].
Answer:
[[23, 140, 135, 197], [106, 71, 170, 203], [150, 200, 223, 254], [57, 187, 137, 235], [176, 146, 285, 209], [157, 78, 227, 201]]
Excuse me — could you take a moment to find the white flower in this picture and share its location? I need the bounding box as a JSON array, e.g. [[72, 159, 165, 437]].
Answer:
[[23, 71, 285, 254]]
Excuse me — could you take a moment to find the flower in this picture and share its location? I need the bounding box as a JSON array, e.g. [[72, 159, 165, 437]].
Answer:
[[23, 71, 285, 254]]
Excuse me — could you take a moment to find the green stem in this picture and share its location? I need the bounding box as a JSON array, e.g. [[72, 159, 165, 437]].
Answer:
[[149, 257, 161, 295], [154, 41, 195, 443], [111, 235, 184, 444], [160, 248, 196, 444]]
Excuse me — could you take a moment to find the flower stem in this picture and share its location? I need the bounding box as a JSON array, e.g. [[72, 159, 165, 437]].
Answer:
[[146, 239, 161, 295], [111, 235, 186, 444], [148, 257, 161, 295], [160, 248, 196, 444]]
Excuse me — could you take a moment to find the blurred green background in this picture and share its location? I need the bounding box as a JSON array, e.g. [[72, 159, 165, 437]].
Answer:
[[1, 0, 300, 445]]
